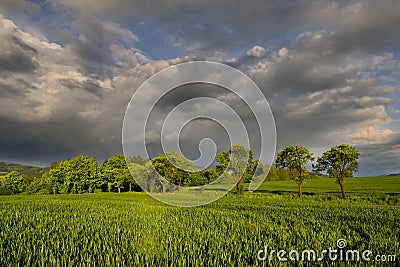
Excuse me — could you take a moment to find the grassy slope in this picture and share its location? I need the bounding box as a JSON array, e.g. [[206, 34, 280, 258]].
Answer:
[[0, 162, 48, 177], [0, 192, 399, 266], [0, 177, 399, 266], [253, 176, 400, 196]]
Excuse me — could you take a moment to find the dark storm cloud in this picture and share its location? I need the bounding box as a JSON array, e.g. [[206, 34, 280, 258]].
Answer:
[[38, 15, 139, 79], [0, 1, 398, 176], [0, 32, 38, 73], [331, 1, 400, 55], [59, 79, 104, 99], [0, 112, 122, 165], [56, 0, 400, 56], [54, 0, 313, 54], [0, 0, 40, 15], [357, 134, 400, 176], [235, 29, 398, 100], [144, 83, 262, 160], [68, 18, 116, 78], [0, 78, 34, 97]]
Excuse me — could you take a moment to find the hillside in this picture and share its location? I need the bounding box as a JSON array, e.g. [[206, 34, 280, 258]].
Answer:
[[0, 162, 48, 177]]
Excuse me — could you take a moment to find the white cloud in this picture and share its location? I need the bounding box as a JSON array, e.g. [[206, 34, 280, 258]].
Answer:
[[247, 45, 265, 57], [351, 127, 395, 143], [278, 47, 288, 58], [1, 1, 400, 175], [103, 21, 139, 45]]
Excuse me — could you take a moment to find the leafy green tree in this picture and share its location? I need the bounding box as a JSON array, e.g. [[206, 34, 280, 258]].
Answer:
[[277, 168, 291, 181], [314, 144, 359, 199], [265, 167, 291, 181], [216, 144, 249, 194], [242, 150, 259, 183], [26, 174, 53, 194], [102, 154, 132, 193], [126, 162, 146, 192], [0, 171, 26, 194], [199, 169, 218, 185], [129, 155, 148, 166], [142, 161, 168, 193], [275, 145, 314, 198], [215, 150, 230, 175], [46, 155, 101, 194], [151, 152, 195, 190]]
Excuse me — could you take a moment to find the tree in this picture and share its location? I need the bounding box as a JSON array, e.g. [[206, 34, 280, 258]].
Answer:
[[126, 162, 146, 192], [314, 144, 359, 199], [0, 171, 26, 194], [46, 155, 101, 194], [144, 161, 164, 193], [216, 144, 249, 194], [275, 145, 314, 198], [102, 154, 132, 193], [151, 152, 195, 190], [129, 155, 148, 166], [199, 169, 218, 185], [242, 150, 260, 183]]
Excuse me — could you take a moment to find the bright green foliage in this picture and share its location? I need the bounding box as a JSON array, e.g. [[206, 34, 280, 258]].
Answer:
[[199, 169, 218, 184], [144, 161, 164, 193], [127, 162, 145, 190], [45, 155, 101, 194], [216, 144, 250, 194], [266, 167, 292, 181], [228, 144, 249, 176], [151, 152, 196, 188], [314, 144, 359, 199], [215, 150, 230, 174], [275, 145, 314, 198], [129, 155, 148, 166], [0, 171, 26, 194], [0, 193, 398, 266], [242, 149, 260, 183], [127, 161, 164, 193], [102, 154, 134, 193]]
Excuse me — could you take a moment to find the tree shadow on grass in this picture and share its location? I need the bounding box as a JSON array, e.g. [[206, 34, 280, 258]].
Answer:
[[255, 190, 316, 196]]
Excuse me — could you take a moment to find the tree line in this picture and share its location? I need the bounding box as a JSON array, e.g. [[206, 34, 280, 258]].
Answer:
[[0, 145, 263, 195], [0, 144, 359, 198]]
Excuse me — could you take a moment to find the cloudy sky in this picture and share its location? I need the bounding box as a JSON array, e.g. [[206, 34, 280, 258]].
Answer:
[[0, 0, 399, 176]]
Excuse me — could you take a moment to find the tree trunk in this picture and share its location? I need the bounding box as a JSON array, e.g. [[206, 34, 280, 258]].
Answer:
[[161, 182, 166, 193], [118, 187, 121, 193], [129, 182, 132, 192], [339, 179, 346, 199], [236, 177, 244, 194], [298, 182, 303, 199]]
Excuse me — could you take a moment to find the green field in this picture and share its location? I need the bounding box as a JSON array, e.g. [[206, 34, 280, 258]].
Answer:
[[255, 176, 400, 197], [1, 177, 399, 266]]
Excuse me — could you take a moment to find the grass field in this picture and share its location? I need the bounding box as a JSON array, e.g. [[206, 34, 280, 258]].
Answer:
[[255, 176, 400, 194], [0, 177, 399, 266]]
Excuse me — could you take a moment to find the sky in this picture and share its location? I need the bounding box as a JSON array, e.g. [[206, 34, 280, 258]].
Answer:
[[0, 0, 399, 176]]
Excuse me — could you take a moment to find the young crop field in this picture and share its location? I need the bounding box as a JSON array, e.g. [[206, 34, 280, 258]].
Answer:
[[254, 176, 400, 204], [1, 177, 399, 266]]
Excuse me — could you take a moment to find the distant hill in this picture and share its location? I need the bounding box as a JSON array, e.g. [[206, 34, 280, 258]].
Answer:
[[0, 162, 49, 177], [387, 173, 400, 177]]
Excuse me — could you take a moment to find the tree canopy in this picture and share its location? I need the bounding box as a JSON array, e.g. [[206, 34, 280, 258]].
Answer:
[[275, 145, 314, 198], [314, 144, 359, 199]]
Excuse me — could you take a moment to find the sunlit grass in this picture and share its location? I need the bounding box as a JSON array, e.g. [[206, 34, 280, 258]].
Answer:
[[1, 183, 399, 266]]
